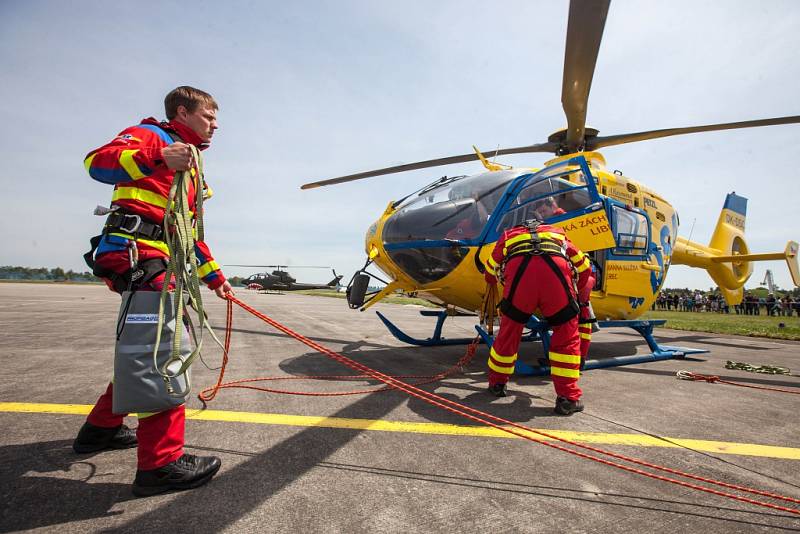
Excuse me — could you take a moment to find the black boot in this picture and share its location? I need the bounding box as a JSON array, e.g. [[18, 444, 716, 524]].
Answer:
[[73, 422, 138, 453], [554, 396, 584, 416], [132, 454, 222, 497], [487, 383, 508, 397]]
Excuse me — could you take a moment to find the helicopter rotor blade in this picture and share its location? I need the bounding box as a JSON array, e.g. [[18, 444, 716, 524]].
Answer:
[[587, 115, 800, 150], [562, 0, 611, 153], [226, 264, 331, 268], [300, 142, 557, 189]]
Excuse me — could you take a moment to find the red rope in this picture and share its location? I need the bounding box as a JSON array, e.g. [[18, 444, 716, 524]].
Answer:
[[678, 371, 800, 395], [198, 299, 479, 399], [207, 296, 800, 516]]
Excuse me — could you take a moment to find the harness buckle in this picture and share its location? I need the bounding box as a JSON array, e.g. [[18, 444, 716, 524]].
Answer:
[[118, 214, 143, 234]]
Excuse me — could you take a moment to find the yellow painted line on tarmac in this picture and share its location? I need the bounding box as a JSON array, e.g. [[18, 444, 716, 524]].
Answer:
[[2, 401, 798, 460]]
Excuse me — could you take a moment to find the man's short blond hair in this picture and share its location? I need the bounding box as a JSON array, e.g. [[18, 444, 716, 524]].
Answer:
[[164, 86, 218, 120]]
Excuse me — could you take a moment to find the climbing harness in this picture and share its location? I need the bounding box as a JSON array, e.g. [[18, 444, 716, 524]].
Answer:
[[498, 223, 580, 326], [201, 295, 800, 515]]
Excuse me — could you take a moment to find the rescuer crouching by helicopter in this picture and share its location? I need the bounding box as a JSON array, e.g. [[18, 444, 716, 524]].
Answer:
[[483, 214, 595, 415]]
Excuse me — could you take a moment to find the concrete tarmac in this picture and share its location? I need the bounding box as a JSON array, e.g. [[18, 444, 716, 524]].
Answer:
[[1, 283, 799, 533]]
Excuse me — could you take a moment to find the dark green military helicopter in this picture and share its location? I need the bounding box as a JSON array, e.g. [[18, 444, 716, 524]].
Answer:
[[228, 265, 343, 293]]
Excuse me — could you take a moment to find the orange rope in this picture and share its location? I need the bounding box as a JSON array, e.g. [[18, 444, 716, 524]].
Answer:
[[203, 296, 800, 516], [199, 299, 479, 399], [677, 371, 800, 395]]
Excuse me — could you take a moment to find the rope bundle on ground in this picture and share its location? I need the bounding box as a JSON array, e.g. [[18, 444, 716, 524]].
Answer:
[[676, 370, 799, 395]]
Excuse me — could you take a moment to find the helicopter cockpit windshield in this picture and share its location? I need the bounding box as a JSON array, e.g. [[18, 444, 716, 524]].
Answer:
[[384, 171, 522, 243], [382, 170, 523, 284]]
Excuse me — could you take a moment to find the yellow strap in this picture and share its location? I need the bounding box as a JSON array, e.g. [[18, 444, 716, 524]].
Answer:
[[538, 232, 565, 242], [84, 153, 97, 173], [490, 347, 518, 364], [197, 260, 221, 278], [112, 186, 169, 208], [549, 352, 581, 365], [488, 359, 515, 375], [551, 366, 580, 378], [107, 232, 170, 255], [119, 149, 146, 180]]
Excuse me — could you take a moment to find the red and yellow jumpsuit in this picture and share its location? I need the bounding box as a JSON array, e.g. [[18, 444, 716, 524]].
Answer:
[[484, 224, 594, 401], [82, 118, 226, 471]]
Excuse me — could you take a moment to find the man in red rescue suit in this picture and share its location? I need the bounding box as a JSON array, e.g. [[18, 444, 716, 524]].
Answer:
[[484, 216, 595, 415], [73, 86, 234, 496]]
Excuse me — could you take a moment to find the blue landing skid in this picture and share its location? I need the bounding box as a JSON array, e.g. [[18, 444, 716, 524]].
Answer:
[[375, 309, 707, 375], [375, 309, 544, 347], [474, 318, 709, 376]]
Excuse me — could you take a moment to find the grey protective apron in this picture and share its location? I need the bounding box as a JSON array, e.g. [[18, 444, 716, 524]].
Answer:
[[112, 290, 191, 414]]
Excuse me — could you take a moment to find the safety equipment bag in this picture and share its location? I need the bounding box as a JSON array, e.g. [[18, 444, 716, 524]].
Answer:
[[112, 290, 192, 414]]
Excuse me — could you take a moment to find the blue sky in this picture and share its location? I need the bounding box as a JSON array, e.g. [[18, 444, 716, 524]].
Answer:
[[1, 0, 798, 290]]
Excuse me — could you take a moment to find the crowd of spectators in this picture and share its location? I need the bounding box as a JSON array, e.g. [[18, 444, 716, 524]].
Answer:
[[654, 290, 799, 316]]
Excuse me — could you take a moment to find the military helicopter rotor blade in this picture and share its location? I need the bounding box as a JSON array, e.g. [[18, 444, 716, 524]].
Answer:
[[586, 115, 800, 150], [561, 0, 610, 154], [300, 142, 557, 190]]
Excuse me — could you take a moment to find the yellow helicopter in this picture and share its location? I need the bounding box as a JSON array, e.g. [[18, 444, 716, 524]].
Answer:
[[301, 0, 799, 365]]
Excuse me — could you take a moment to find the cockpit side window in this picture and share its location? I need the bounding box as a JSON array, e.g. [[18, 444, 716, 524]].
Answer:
[[496, 173, 593, 230], [611, 205, 649, 255]]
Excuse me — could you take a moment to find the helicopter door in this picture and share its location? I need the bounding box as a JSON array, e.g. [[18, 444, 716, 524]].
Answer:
[[489, 156, 615, 252], [600, 200, 653, 298]]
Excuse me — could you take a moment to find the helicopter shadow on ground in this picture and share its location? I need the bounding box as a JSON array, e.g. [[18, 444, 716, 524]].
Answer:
[[0, 439, 133, 532]]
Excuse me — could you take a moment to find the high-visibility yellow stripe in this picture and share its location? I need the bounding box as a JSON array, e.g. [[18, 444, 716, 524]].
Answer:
[[112, 186, 169, 208], [575, 259, 590, 273], [487, 256, 498, 268], [580, 332, 592, 340], [119, 149, 146, 180], [197, 260, 220, 278], [570, 252, 586, 263], [538, 232, 565, 242], [489, 347, 517, 364], [549, 352, 581, 365], [84, 153, 97, 173], [3, 402, 799, 459], [505, 233, 532, 248], [488, 359, 514, 375], [551, 366, 581, 378]]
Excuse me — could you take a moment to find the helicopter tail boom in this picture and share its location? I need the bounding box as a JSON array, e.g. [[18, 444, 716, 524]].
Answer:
[[672, 193, 752, 304], [673, 193, 799, 303]]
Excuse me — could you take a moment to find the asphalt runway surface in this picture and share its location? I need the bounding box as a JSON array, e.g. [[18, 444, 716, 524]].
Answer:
[[1, 283, 799, 533]]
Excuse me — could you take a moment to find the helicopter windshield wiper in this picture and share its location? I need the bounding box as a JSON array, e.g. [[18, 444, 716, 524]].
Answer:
[[391, 176, 453, 209]]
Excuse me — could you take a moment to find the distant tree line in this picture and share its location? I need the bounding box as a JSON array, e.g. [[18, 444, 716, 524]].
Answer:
[[1, 266, 247, 287], [0, 266, 100, 282]]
